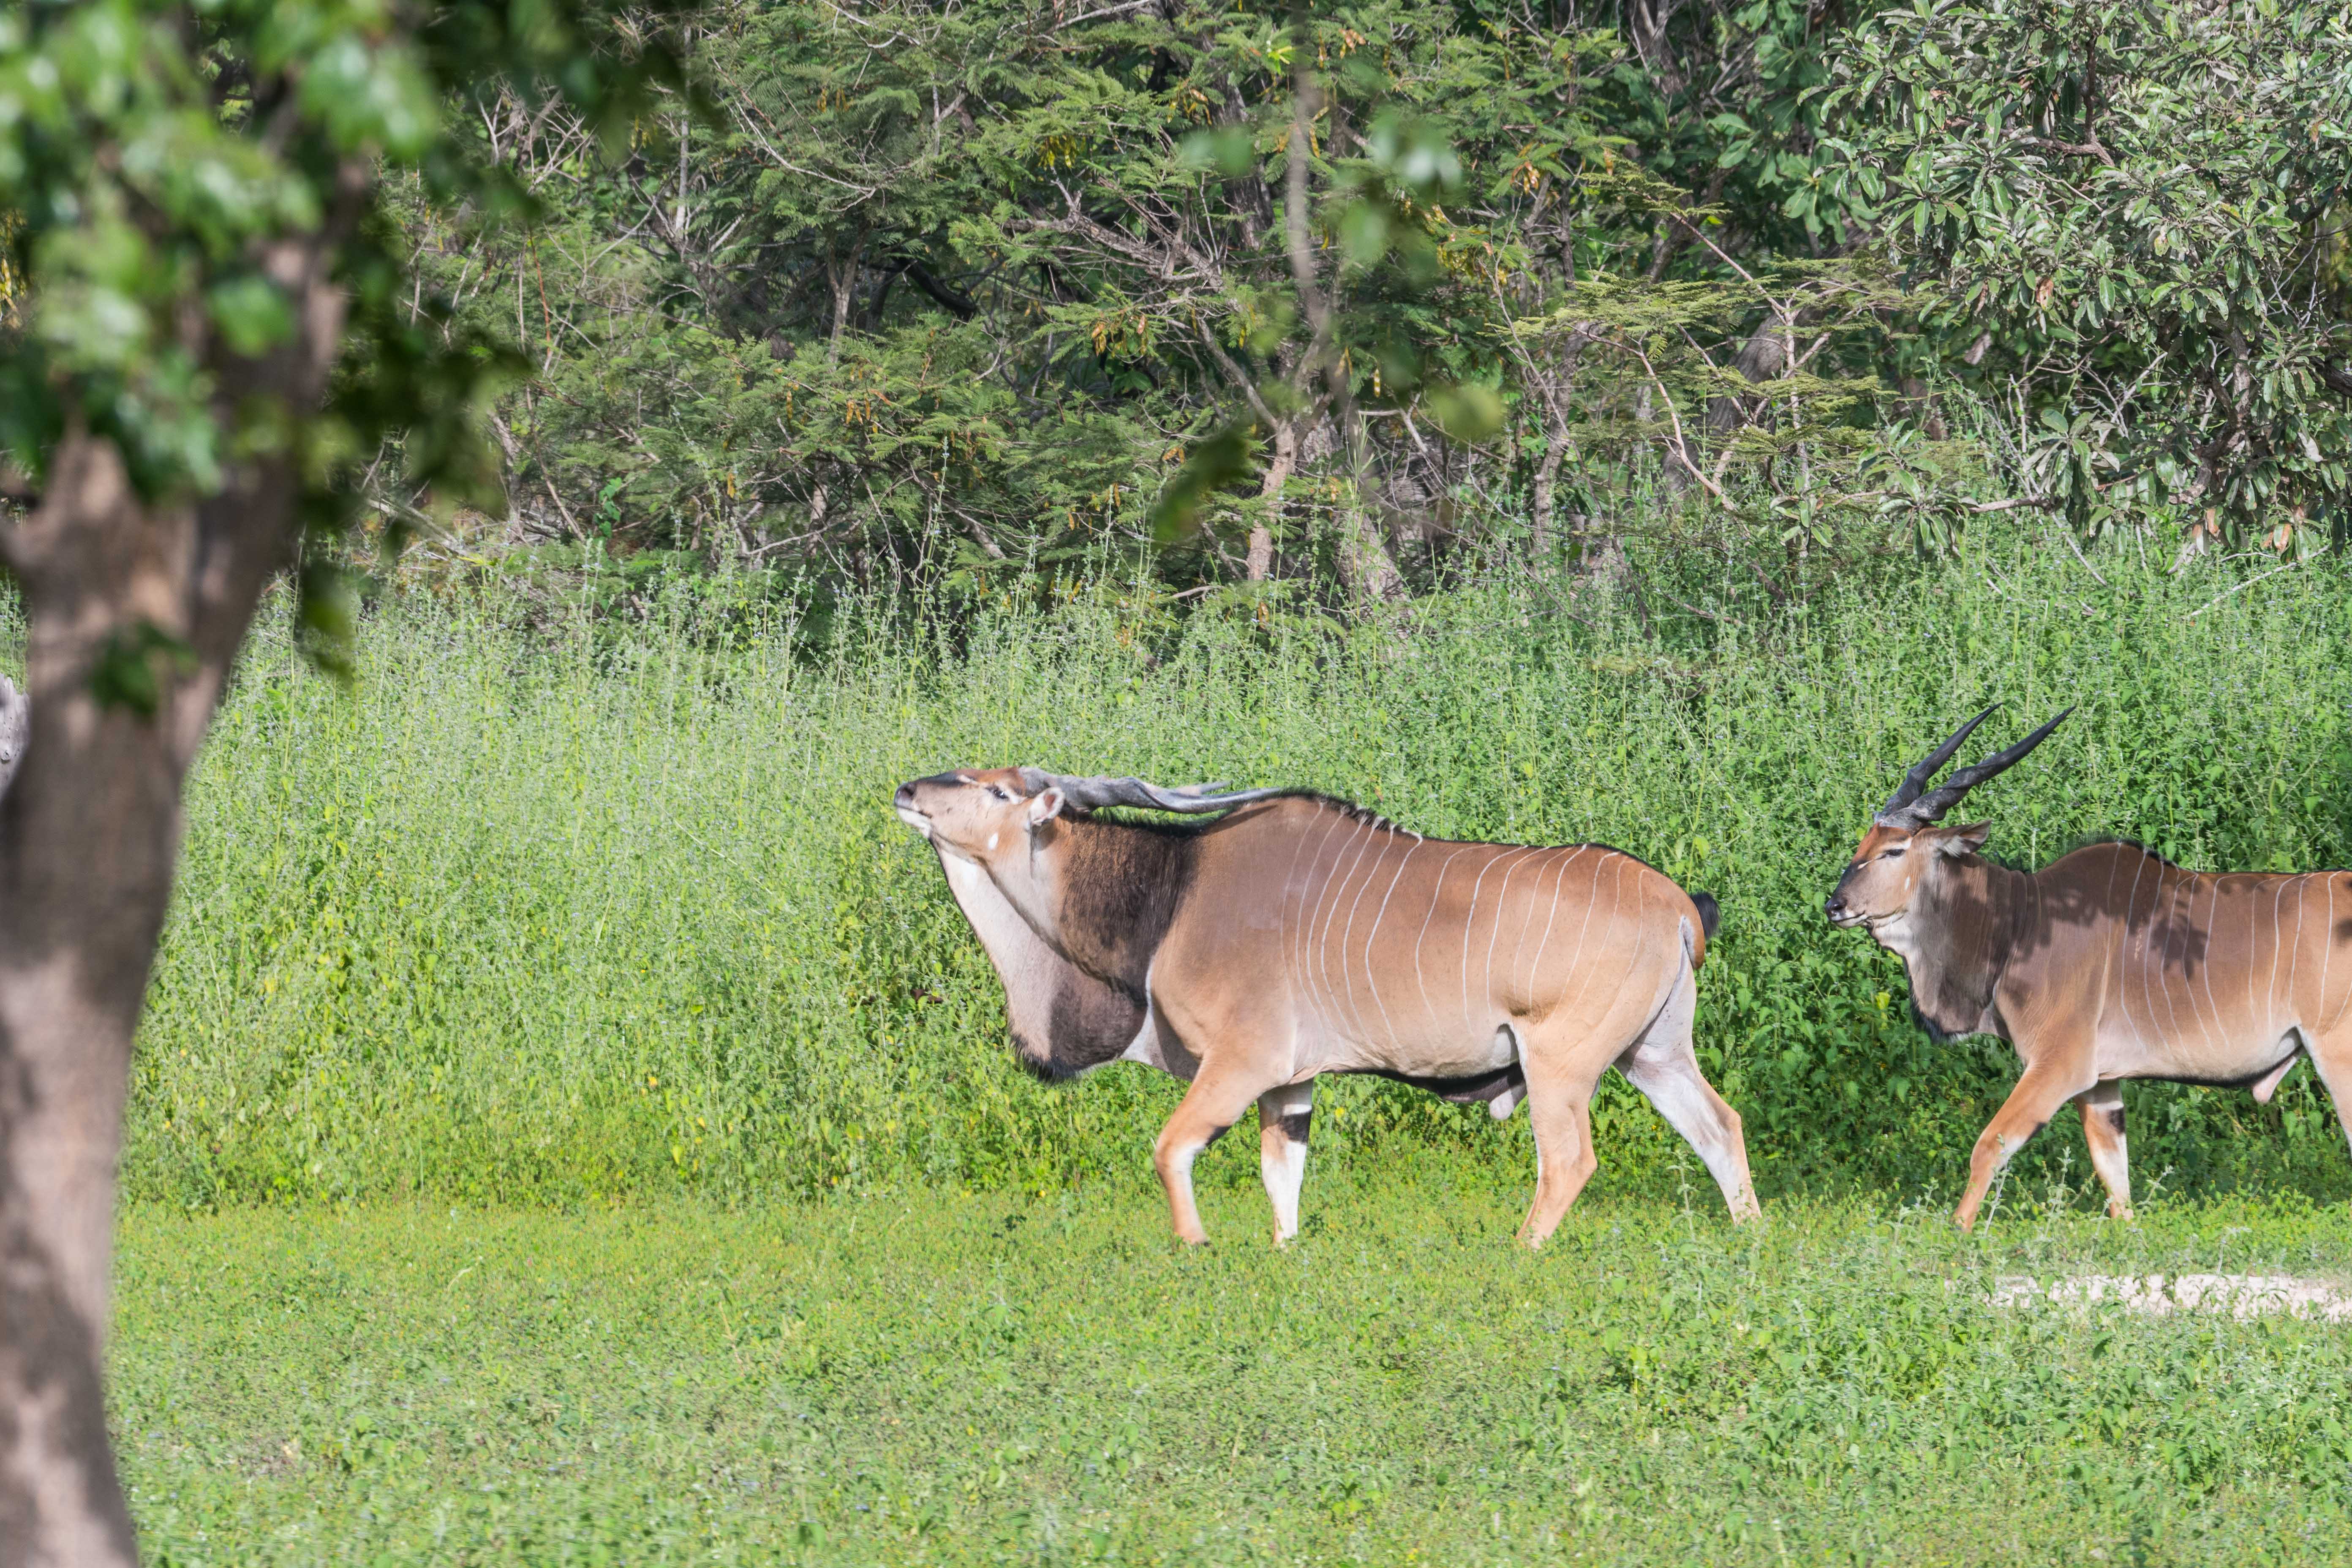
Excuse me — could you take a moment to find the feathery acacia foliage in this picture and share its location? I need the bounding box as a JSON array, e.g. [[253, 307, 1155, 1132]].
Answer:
[[400, 0, 1996, 591]]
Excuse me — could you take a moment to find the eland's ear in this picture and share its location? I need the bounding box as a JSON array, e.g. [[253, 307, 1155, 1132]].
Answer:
[[1934, 821, 1990, 858], [1024, 787, 1067, 832]]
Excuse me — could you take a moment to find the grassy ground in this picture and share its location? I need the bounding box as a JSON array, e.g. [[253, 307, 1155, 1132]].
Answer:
[[117, 1181, 2352, 1566]]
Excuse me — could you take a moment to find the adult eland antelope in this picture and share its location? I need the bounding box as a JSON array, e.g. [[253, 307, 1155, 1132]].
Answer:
[[895, 767, 1759, 1246], [1828, 707, 2352, 1229]]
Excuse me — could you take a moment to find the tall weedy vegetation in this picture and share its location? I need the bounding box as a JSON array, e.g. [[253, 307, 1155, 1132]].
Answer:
[[136, 534, 2352, 1211]]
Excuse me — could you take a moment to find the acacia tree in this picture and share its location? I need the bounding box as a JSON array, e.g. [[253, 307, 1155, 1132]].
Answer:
[[0, 3, 682, 1560]]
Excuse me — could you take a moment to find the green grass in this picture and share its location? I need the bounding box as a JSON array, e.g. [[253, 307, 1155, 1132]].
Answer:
[[115, 1183, 2352, 1565], [132, 531, 2352, 1209]]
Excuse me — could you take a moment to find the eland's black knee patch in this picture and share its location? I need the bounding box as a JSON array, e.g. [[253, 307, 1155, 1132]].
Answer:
[[1278, 1111, 1312, 1144]]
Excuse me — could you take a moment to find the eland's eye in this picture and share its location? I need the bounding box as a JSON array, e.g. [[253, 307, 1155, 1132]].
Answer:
[[985, 784, 1013, 801], [1881, 846, 1907, 860]]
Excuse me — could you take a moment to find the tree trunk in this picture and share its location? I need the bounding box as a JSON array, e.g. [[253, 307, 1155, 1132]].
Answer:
[[1334, 406, 1402, 602], [0, 218, 351, 1567], [1337, 498, 1403, 602], [1531, 437, 1565, 555], [825, 228, 868, 362], [1247, 419, 1297, 581], [1706, 321, 1788, 440]]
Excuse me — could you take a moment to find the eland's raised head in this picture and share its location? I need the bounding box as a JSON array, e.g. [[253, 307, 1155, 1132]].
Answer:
[[894, 768, 1277, 859]]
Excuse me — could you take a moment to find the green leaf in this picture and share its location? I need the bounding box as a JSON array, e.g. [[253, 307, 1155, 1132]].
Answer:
[[207, 276, 295, 357], [1424, 382, 1504, 444], [1176, 128, 1257, 178], [1149, 421, 1258, 542]]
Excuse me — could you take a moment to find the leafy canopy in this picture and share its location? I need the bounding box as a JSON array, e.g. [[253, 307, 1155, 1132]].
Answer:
[[1819, 0, 2352, 541], [0, 0, 689, 650]]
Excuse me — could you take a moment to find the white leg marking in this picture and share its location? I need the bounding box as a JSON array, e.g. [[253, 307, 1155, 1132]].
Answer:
[[1621, 1019, 1751, 1215], [1258, 1083, 1315, 1241]]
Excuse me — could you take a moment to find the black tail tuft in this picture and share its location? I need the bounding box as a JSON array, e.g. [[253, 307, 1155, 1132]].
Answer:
[[1690, 892, 1719, 940]]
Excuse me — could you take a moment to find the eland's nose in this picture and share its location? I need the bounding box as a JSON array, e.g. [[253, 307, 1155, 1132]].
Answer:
[[894, 783, 916, 809], [1824, 893, 1846, 920]]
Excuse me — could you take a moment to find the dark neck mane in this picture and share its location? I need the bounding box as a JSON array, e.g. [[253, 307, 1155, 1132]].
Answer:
[[1906, 856, 2031, 1042], [1044, 816, 1202, 999]]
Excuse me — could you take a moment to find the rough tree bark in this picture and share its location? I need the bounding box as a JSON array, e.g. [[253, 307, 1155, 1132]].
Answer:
[[1333, 406, 1403, 602], [1247, 420, 1296, 581], [0, 184, 359, 1568]]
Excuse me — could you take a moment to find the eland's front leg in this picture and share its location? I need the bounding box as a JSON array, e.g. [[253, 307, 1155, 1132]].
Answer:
[[2074, 1081, 2134, 1220], [1256, 1081, 1315, 1244], [1954, 1054, 2090, 1231], [1152, 1063, 1269, 1245]]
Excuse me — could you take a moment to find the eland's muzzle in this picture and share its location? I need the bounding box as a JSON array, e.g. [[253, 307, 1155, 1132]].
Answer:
[[893, 779, 934, 835]]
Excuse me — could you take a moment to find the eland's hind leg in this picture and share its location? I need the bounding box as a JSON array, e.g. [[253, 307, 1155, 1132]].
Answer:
[[1615, 968, 1759, 1222], [1511, 1022, 1615, 1247], [2297, 1021, 2352, 1162], [1257, 1081, 1315, 1244]]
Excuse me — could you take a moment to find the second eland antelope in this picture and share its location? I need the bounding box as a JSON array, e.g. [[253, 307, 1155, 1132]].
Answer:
[[1829, 706, 2352, 1229]]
